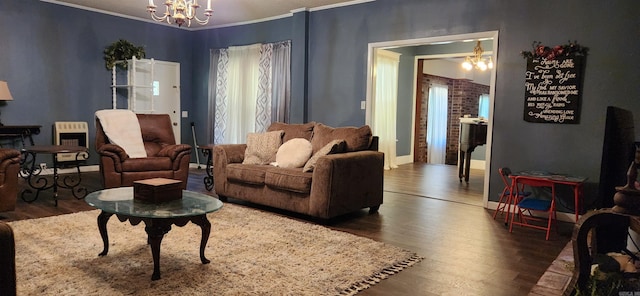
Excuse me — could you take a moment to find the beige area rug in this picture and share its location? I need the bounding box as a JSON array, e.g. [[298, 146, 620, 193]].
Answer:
[[9, 203, 422, 295]]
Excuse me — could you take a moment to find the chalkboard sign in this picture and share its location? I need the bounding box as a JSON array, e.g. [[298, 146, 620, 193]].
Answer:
[[523, 56, 584, 124]]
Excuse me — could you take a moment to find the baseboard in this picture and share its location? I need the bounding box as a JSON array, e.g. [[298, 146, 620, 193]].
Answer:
[[470, 159, 485, 170], [33, 164, 100, 175], [396, 155, 413, 165]]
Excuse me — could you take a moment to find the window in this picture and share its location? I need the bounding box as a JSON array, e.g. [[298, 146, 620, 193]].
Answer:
[[208, 41, 291, 144], [426, 84, 448, 164], [478, 94, 489, 119]]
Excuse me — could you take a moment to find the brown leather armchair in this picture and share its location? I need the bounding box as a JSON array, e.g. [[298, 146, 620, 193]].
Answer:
[[0, 149, 21, 213], [96, 113, 191, 189]]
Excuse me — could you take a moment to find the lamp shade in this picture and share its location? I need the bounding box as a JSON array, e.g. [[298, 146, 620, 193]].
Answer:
[[0, 81, 13, 101]]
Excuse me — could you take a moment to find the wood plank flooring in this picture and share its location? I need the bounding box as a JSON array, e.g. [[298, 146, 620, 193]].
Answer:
[[0, 163, 572, 296]]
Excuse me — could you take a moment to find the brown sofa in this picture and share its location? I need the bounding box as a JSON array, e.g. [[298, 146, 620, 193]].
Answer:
[[0, 149, 21, 213], [95, 113, 191, 189], [213, 122, 384, 220], [0, 222, 16, 296]]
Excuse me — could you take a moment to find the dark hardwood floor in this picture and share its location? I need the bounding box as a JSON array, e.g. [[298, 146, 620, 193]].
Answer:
[[1, 163, 571, 296]]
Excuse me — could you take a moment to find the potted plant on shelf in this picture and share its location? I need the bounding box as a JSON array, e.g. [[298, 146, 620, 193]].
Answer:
[[103, 39, 146, 70]]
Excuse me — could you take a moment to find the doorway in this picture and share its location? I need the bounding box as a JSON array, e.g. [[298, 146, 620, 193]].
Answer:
[[365, 31, 498, 208]]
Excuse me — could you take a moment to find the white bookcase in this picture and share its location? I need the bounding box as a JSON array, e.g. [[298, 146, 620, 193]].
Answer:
[[110, 57, 156, 112]]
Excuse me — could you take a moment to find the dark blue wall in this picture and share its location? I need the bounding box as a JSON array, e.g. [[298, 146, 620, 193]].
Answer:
[[2, 0, 639, 208]]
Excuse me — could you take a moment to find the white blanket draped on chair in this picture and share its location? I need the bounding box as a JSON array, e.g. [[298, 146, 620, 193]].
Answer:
[[95, 110, 147, 158]]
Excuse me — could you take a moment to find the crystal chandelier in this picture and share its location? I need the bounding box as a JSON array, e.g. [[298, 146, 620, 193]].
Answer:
[[461, 41, 494, 71], [147, 0, 213, 27]]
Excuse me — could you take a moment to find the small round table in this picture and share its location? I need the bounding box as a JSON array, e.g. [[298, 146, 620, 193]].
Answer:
[[20, 145, 89, 206], [85, 187, 224, 280]]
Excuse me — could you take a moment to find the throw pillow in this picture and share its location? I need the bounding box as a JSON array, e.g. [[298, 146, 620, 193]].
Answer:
[[311, 123, 372, 154], [243, 130, 284, 165], [267, 122, 316, 142], [303, 139, 346, 172], [275, 138, 313, 168]]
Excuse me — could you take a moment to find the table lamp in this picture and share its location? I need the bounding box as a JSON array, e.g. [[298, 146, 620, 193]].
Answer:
[[0, 81, 14, 126]]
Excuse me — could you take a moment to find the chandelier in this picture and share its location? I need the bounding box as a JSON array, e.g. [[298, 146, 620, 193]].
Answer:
[[461, 41, 494, 71], [147, 0, 213, 27]]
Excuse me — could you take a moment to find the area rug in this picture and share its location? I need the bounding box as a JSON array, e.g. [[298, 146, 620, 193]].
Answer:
[[9, 203, 422, 295]]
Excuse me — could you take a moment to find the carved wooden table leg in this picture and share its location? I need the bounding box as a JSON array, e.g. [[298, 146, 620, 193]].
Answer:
[[144, 220, 172, 281], [190, 214, 212, 264], [97, 211, 114, 256]]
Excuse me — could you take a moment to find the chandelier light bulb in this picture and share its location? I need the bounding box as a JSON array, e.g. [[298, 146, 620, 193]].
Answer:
[[462, 59, 473, 70], [477, 61, 487, 71], [487, 57, 494, 69]]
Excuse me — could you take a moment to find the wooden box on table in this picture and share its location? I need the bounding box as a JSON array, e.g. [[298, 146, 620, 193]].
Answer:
[[133, 178, 183, 203]]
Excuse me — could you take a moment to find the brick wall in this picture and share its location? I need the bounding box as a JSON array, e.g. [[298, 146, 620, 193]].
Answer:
[[416, 74, 489, 164]]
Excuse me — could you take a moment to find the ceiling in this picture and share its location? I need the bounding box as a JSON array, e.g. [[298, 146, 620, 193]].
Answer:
[[42, 0, 371, 30]]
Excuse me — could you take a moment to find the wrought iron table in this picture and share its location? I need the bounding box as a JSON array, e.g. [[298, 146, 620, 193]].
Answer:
[[197, 144, 215, 191], [20, 145, 88, 206], [85, 187, 224, 280]]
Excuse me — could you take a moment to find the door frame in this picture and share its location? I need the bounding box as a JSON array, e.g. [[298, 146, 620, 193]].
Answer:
[[365, 30, 499, 208]]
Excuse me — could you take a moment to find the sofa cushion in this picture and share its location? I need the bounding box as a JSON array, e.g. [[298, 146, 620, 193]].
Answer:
[[227, 164, 268, 185], [267, 122, 315, 142], [303, 139, 346, 172], [275, 138, 313, 168], [243, 130, 284, 165], [265, 167, 312, 194], [311, 123, 372, 154]]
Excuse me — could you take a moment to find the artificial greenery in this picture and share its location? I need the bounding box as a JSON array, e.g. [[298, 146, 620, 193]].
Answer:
[[103, 39, 146, 70], [575, 269, 640, 296], [521, 40, 588, 60]]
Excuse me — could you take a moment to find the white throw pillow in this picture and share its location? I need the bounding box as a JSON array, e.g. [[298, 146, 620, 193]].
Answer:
[[275, 138, 313, 168]]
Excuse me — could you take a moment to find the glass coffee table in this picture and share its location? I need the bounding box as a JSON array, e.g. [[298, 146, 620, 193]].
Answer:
[[85, 187, 223, 280]]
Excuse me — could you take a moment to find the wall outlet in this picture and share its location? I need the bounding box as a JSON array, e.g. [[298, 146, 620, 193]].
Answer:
[[360, 101, 366, 110], [39, 163, 47, 170]]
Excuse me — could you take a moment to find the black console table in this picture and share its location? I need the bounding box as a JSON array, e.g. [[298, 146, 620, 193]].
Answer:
[[0, 125, 41, 147]]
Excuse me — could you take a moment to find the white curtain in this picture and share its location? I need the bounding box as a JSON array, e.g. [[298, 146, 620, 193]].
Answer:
[[426, 84, 448, 164], [208, 41, 291, 144], [225, 44, 261, 144], [372, 49, 400, 170]]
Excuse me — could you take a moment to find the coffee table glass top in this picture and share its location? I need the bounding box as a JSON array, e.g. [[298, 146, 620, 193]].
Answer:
[[85, 187, 223, 218]]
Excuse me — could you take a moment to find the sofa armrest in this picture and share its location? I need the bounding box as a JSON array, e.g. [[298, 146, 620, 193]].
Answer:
[[213, 144, 247, 196], [97, 143, 129, 162], [157, 144, 192, 160], [0, 222, 16, 296], [0, 148, 20, 185], [309, 150, 384, 219]]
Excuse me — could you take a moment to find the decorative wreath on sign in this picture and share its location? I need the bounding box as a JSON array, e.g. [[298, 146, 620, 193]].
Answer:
[[521, 41, 588, 60], [103, 39, 146, 70]]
